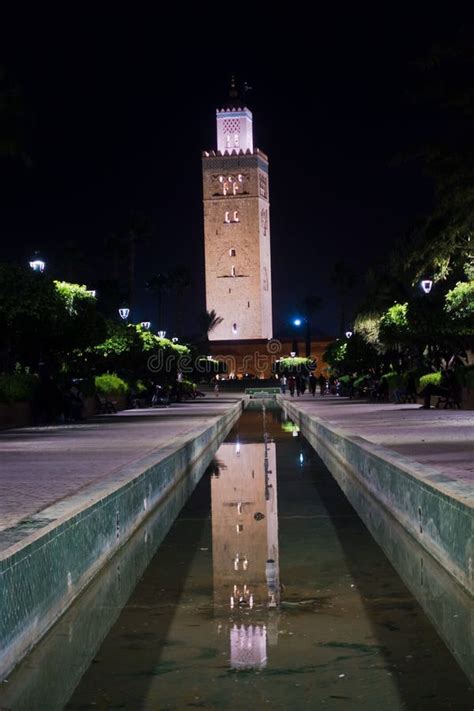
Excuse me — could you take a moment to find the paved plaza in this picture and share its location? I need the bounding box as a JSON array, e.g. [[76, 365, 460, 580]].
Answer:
[[1, 394, 472, 537], [282, 394, 474, 485], [0, 397, 241, 534]]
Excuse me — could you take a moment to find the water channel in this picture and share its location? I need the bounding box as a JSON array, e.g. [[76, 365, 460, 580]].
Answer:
[[1, 403, 472, 709]]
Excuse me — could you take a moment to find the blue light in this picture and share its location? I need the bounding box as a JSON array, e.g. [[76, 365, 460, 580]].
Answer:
[[293, 318, 302, 326]]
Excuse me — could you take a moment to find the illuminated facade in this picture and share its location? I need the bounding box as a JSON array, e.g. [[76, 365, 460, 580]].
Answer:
[[202, 95, 273, 341]]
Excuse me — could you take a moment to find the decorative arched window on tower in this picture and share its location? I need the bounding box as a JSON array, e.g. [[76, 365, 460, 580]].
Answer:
[[224, 211, 230, 223], [233, 211, 240, 222]]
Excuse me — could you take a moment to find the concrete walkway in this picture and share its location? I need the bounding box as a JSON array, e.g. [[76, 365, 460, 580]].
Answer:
[[282, 394, 474, 485], [0, 397, 242, 534]]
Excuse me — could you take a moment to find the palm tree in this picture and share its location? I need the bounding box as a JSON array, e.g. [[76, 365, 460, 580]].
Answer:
[[104, 232, 123, 282], [123, 212, 152, 308], [146, 272, 170, 329], [302, 295, 323, 357], [199, 309, 223, 341], [330, 259, 357, 338], [0, 66, 28, 162], [168, 265, 193, 336]]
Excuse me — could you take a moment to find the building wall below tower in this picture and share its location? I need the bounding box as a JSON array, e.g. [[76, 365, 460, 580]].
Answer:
[[208, 338, 333, 380]]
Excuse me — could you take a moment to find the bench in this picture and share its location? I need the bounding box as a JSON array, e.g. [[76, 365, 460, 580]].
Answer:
[[95, 393, 117, 414], [435, 392, 461, 409]]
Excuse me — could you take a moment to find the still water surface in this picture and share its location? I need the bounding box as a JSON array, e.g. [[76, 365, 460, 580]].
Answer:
[[4, 404, 473, 709]]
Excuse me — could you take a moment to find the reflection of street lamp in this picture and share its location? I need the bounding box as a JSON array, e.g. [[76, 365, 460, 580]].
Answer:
[[119, 308, 130, 320], [421, 279, 433, 294]]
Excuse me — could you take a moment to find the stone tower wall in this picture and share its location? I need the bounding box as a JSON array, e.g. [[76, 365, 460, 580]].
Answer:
[[202, 149, 273, 340]]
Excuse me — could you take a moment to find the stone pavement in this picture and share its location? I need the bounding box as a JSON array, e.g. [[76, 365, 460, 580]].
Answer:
[[282, 394, 474, 484], [0, 396, 242, 533]]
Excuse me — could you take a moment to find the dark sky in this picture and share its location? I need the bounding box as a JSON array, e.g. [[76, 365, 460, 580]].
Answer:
[[0, 9, 467, 336]]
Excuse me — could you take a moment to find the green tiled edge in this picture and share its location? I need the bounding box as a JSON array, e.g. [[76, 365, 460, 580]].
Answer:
[[0, 400, 243, 679], [280, 397, 473, 597]]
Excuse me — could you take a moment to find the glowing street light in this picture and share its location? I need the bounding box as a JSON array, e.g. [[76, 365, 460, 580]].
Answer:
[[172, 337, 179, 343], [87, 290, 96, 297], [140, 321, 151, 330], [290, 351, 296, 358], [293, 318, 302, 326], [421, 279, 433, 294], [119, 308, 130, 320], [345, 330, 353, 339], [157, 330, 166, 338], [29, 258, 45, 272]]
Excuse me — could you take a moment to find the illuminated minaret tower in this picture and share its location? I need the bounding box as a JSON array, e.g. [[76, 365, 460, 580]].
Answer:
[[202, 80, 273, 341]]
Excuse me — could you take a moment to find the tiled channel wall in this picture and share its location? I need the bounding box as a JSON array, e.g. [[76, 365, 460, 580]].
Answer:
[[0, 400, 243, 679], [279, 397, 473, 597]]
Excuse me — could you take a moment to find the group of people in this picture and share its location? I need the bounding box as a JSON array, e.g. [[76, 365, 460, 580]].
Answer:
[[279, 373, 328, 397]]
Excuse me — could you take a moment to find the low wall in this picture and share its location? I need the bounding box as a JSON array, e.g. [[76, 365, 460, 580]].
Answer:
[[0, 402, 32, 429], [279, 397, 473, 597], [0, 399, 243, 680]]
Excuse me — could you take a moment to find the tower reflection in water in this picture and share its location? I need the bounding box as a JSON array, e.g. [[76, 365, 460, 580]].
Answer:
[[211, 425, 280, 670]]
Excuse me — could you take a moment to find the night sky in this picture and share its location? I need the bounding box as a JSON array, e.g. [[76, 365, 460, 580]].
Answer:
[[0, 10, 467, 337]]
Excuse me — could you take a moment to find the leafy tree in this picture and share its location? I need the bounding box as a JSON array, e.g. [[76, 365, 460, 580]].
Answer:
[[0, 265, 105, 373], [444, 280, 474, 332]]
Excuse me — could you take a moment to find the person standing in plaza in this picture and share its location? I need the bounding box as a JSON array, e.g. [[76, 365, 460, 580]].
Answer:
[[318, 373, 326, 396]]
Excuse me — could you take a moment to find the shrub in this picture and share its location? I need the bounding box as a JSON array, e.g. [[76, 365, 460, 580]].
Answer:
[[354, 374, 370, 389], [95, 373, 129, 396], [338, 375, 351, 384], [418, 372, 441, 389], [381, 372, 404, 390], [0, 372, 39, 403]]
